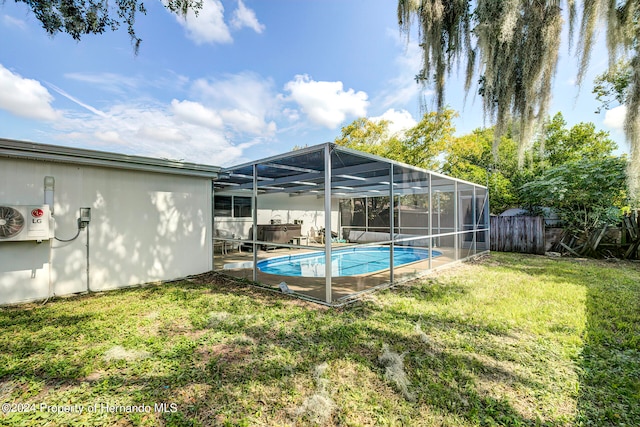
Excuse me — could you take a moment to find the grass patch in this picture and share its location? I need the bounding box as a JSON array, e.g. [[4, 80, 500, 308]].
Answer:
[[0, 253, 638, 426]]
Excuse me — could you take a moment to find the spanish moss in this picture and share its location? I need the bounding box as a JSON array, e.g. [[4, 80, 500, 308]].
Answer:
[[400, 0, 640, 205]]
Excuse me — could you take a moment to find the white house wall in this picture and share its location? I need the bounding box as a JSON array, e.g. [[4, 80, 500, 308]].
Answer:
[[257, 193, 338, 236], [214, 193, 339, 239], [0, 157, 212, 305]]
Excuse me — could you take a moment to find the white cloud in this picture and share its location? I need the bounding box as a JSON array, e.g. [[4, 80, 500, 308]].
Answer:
[[191, 72, 278, 135], [220, 109, 276, 134], [46, 72, 282, 165], [171, 0, 264, 45], [64, 72, 140, 94], [376, 31, 430, 109], [282, 108, 300, 122], [2, 15, 27, 30], [192, 72, 273, 112], [371, 108, 417, 137], [604, 105, 626, 132], [94, 131, 122, 144], [4, 68, 280, 166], [171, 99, 224, 129], [0, 64, 60, 120], [284, 74, 369, 128], [231, 0, 265, 33], [47, 82, 108, 117], [173, 0, 232, 45], [52, 102, 248, 165], [64, 71, 190, 96], [136, 124, 187, 143]]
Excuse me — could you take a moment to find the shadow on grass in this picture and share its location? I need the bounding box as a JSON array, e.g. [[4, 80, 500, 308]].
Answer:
[[485, 253, 640, 426], [0, 311, 96, 380], [575, 276, 640, 425], [198, 278, 562, 426], [0, 266, 598, 426], [393, 277, 469, 303]]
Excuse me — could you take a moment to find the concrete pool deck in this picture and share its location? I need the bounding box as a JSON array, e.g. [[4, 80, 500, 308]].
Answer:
[[213, 244, 468, 303]]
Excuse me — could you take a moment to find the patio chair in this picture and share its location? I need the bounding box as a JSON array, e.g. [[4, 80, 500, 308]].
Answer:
[[214, 229, 240, 254], [308, 227, 321, 244]]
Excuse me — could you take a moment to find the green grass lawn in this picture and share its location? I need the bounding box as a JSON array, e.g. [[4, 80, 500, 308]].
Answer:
[[1, 253, 639, 426]]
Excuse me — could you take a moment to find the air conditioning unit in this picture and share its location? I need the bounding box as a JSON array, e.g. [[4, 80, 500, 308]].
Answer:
[[0, 205, 54, 242]]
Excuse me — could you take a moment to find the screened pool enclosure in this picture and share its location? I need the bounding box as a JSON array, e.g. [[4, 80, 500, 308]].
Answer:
[[213, 143, 489, 305]]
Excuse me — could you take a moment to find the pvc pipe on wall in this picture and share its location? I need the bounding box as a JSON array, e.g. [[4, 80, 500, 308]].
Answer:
[[44, 176, 54, 214]]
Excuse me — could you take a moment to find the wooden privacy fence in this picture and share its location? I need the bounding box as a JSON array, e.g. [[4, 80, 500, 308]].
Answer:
[[490, 216, 545, 255]]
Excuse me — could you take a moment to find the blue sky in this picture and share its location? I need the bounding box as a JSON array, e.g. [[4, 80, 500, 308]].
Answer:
[[0, 0, 628, 167]]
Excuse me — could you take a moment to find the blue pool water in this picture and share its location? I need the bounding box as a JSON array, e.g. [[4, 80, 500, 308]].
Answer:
[[257, 246, 441, 277]]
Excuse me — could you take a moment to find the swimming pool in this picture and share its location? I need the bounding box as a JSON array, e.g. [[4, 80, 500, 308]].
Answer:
[[256, 246, 441, 277]]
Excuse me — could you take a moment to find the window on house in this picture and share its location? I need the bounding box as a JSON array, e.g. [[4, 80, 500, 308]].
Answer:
[[214, 195, 252, 218], [214, 196, 232, 217], [233, 196, 252, 218]]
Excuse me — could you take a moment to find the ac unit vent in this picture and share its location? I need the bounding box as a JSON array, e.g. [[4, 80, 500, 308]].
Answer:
[[0, 206, 25, 239]]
